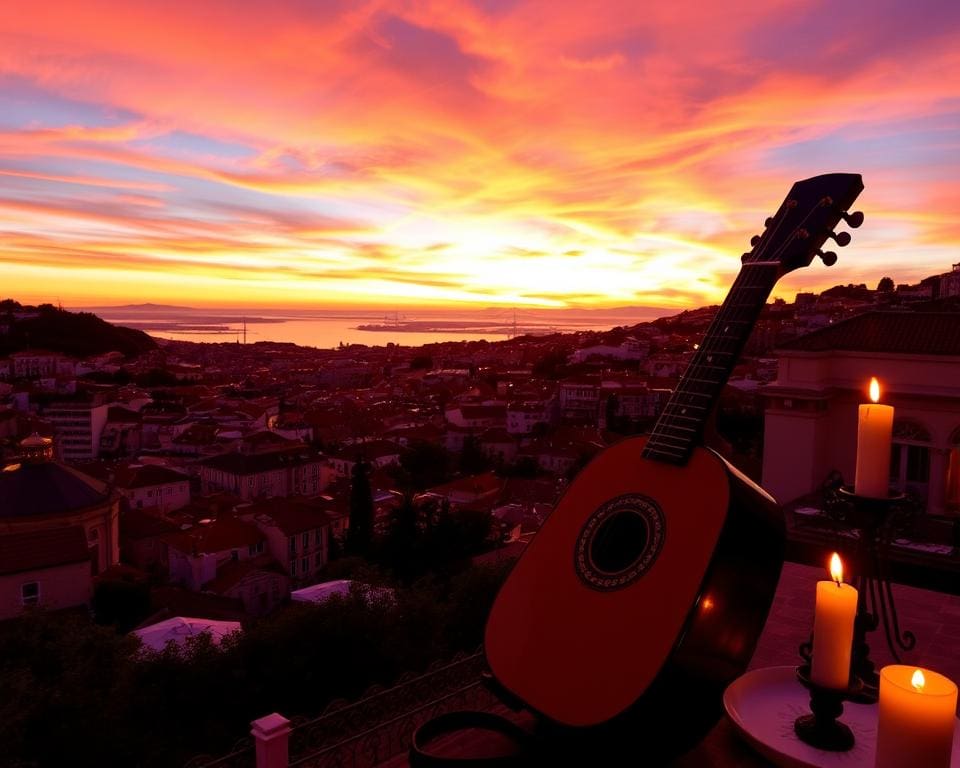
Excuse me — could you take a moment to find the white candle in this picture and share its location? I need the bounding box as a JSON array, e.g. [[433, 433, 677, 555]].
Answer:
[[811, 553, 858, 689], [875, 665, 958, 768], [854, 377, 894, 498]]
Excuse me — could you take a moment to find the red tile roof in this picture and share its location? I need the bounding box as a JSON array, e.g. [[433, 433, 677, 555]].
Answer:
[[779, 312, 960, 356], [199, 447, 323, 475], [203, 554, 283, 594], [118, 464, 189, 489], [425, 471, 504, 499], [0, 527, 90, 576], [164, 518, 264, 555], [241, 496, 334, 535], [121, 508, 180, 541]]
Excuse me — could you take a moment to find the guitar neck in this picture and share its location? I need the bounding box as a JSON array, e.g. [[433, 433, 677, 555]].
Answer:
[[642, 262, 780, 465]]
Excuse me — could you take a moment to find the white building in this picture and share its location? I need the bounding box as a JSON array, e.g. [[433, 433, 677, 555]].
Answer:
[[114, 464, 191, 512], [45, 398, 111, 461], [506, 402, 552, 435]]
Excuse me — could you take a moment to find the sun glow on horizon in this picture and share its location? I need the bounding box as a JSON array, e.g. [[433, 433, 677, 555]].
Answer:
[[2, 1, 960, 309]]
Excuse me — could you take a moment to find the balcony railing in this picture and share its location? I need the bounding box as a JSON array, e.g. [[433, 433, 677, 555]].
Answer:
[[186, 648, 490, 768]]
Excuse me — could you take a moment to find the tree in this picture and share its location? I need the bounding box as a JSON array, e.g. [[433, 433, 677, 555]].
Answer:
[[347, 458, 375, 555], [604, 392, 621, 432], [877, 276, 895, 292], [459, 436, 490, 474], [399, 442, 450, 490], [378, 493, 424, 583]]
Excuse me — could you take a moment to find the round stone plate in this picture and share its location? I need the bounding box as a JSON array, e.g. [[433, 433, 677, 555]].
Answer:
[[723, 665, 960, 768]]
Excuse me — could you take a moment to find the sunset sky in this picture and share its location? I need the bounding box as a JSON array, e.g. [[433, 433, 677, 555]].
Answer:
[[2, 0, 959, 310]]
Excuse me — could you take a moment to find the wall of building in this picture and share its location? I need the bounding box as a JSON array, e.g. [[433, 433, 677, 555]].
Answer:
[[0, 561, 92, 620], [123, 481, 191, 512], [763, 351, 960, 512]]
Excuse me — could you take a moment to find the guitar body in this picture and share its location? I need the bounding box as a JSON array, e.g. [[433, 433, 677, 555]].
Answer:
[[485, 436, 784, 746], [483, 173, 864, 760]]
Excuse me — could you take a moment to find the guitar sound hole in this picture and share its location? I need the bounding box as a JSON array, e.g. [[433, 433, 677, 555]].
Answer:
[[589, 509, 649, 574], [575, 494, 664, 590]]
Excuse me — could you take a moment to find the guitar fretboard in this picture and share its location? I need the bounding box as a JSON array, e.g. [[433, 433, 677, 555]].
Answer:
[[642, 262, 781, 465]]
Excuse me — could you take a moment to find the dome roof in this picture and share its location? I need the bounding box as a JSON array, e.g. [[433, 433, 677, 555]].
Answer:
[[0, 462, 110, 518], [20, 432, 53, 449]]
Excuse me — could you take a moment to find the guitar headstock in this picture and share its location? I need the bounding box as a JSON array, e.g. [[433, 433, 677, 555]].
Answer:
[[743, 173, 864, 278]]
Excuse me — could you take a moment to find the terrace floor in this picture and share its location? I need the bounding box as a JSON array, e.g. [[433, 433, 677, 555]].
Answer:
[[379, 560, 960, 767]]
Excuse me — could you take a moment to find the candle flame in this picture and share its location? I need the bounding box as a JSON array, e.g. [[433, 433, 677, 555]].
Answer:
[[912, 669, 925, 692], [830, 552, 843, 584], [869, 377, 880, 403]]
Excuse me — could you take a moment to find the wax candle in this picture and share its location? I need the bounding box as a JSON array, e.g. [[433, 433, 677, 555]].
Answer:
[[811, 553, 858, 689], [875, 665, 958, 768], [854, 377, 894, 498]]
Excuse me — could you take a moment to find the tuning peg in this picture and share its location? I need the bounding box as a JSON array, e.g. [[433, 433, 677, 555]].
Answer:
[[827, 230, 852, 247], [750, 235, 761, 246], [764, 217, 774, 227], [840, 210, 864, 228], [817, 249, 838, 267], [741, 252, 752, 263]]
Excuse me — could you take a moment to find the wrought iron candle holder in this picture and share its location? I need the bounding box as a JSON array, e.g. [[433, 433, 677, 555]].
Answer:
[[835, 487, 914, 703], [802, 487, 916, 704], [793, 664, 862, 751]]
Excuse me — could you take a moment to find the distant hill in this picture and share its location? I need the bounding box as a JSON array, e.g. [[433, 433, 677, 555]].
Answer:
[[79, 303, 194, 313], [0, 300, 157, 358]]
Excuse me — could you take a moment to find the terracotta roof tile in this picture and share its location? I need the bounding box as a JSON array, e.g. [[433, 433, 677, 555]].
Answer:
[[779, 312, 960, 356], [0, 527, 90, 575]]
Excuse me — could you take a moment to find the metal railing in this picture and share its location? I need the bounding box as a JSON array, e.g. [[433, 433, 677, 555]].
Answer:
[[187, 648, 489, 768]]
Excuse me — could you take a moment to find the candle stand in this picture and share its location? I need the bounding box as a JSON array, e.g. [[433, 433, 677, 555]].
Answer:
[[830, 488, 915, 703], [793, 664, 861, 751]]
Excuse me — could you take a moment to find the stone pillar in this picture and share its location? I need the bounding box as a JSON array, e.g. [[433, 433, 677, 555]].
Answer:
[[251, 713, 291, 768], [927, 448, 948, 516]]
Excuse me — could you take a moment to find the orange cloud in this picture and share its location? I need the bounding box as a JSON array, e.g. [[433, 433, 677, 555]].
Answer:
[[1, 0, 959, 308]]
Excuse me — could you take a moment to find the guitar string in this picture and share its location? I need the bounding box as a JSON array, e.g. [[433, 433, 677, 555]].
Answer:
[[641, 199, 791, 458], [644, 198, 829, 460], [643, 196, 830, 462], [647, 197, 825, 454]]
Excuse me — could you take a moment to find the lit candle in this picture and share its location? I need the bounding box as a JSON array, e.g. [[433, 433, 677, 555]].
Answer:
[[875, 665, 958, 768], [854, 377, 894, 498], [811, 553, 858, 689]]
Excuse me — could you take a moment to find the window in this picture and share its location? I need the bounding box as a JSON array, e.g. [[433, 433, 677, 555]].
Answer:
[[290, 559, 297, 576], [301, 557, 308, 574], [21, 582, 39, 606], [288, 536, 296, 555], [302, 532, 309, 549], [315, 552, 322, 568], [891, 419, 932, 499]]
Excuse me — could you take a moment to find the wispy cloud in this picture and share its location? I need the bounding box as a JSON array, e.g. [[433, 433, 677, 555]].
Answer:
[[1, 0, 959, 307]]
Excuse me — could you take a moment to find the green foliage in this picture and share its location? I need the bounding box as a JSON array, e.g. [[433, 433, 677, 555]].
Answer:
[[347, 459, 374, 555], [92, 578, 152, 633], [374, 498, 494, 584], [398, 442, 450, 490], [134, 368, 179, 387], [0, 561, 513, 768], [531, 348, 570, 379], [459, 436, 490, 474], [0, 303, 155, 359], [877, 276, 895, 292]]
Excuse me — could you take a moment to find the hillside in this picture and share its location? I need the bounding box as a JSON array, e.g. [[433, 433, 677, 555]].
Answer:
[[0, 300, 157, 358]]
